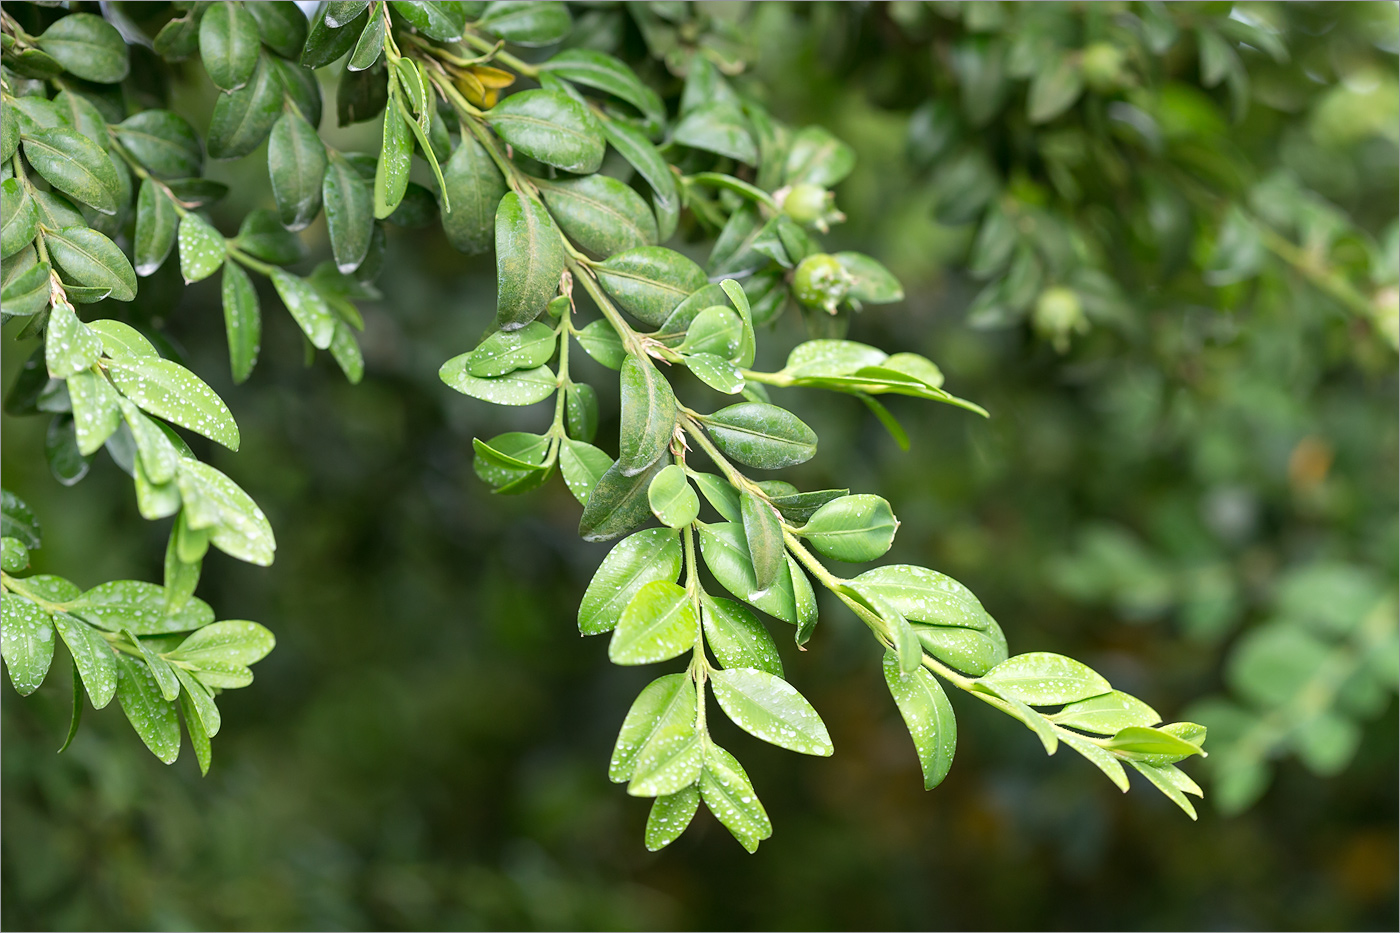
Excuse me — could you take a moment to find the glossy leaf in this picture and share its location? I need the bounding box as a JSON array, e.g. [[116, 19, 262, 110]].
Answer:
[[68, 580, 212, 635], [1050, 691, 1162, 735], [494, 191, 566, 330], [106, 357, 240, 450], [441, 134, 505, 254], [979, 652, 1112, 706], [269, 268, 336, 349], [66, 370, 120, 455], [115, 653, 181, 764], [699, 743, 771, 853], [574, 320, 625, 370], [609, 581, 698, 665], [389, 1, 467, 41], [703, 596, 783, 677], [618, 356, 676, 475], [45, 226, 136, 302], [884, 650, 958, 789], [800, 494, 898, 563], [485, 90, 604, 175], [1, 178, 37, 258], [245, 1, 309, 59], [692, 473, 741, 523], [52, 611, 117, 709], [645, 786, 700, 852], [578, 456, 668, 543], [698, 522, 799, 625], [133, 180, 178, 276], [610, 673, 692, 782], [627, 688, 703, 798], [711, 667, 832, 756], [374, 103, 412, 219], [564, 382, 598, 442], [647, 464, 698, 528], [852, 564, 998, 631], [269, 110, 327, 231], [701, 402, 817, 470], [175, 460, 276, 566], [477, 1, 571, 46], [207, 54, 283, 160], [304, 3, 369, 67], [176, 213, 226, 284], [467, 322, 557, 378], [559, 438, 611, 505], [36, 13, 129, 84], [578, 527, 681, 636], [222, 261, 261, 383], [22, 128, 120, 215], [44, 298, 103, 379], [540, 49, 664, 125], [323, 152, 374, 272], [1, 593, 55, 696], [539, 174, 657, 256]]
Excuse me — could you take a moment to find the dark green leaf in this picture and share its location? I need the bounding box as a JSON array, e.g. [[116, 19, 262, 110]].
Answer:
[[207, 53, 283, 159], [373, 103, 412, 219], [269, 268, 336, 349], [45, 414, 93, 485], [36, 13, 129, 84], [698, 521, 800, 625], [600, 118, 680, 241], [1, 178, 37, 258], [325, 1, 371, 28], [46, 227, 136, 302], [701, 402, 817, 470], [617, 355, 676, 475], [476, 1, 572, 47], [133, 181, 179, 279], [0, 259, 52, 318], [673, 103, 757, 164], [222, 261, 261, 383], [485, 89, 604, 175], [323, 152, 373, 272], [578, 455, 668, 542], [245, 1, 308, 59], [539, 174, 658, 257], [303, 2, 369, 67], [235, 208, 305, 264], [1, 491, 42, 550], [740, 491, 784, 591], [269, 110, 328, 231], [53, 90, 111, 150], [199, 1, 261, 91], [441, 134, 506, 254], [493, 191, 566, 330], [348, 12, 386, 71], [540, 49, 664, 126], [595, 247, 707, 328], [22, 128, 120, 215]]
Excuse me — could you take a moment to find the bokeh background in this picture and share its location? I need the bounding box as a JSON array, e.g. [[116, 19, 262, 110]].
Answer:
[[3, 2, 1397, 929]]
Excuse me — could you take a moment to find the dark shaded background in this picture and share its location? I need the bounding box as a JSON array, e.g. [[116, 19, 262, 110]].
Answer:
[[3, 2, 1397, 930]]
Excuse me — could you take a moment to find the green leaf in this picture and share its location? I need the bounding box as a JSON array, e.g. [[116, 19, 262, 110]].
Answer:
[[44, 297, 103, 379], [578, 455, 669, 543], [851, 564, 999, 631], [117, 397, 180, 484], [373, 102, 413, 219], [578, 527, 680, 635], [125, 629, 181, 701], [68, 579, 213, 635], [222, 260, 261, 384], [783, 125, 856, 187], [235, 209, 304, 267], [348, 11, 386, 70], [36, 12, 129, 84], [673, 103, 757, 164], [1, 538, 29, 573], [1050, 691, 1162, 735], [680, 306, 743, 358], [485, 89, 603, 175], [175, 460, 276, 566], [133, 179, 178, 276], [701, 402, 817, 470], [323, 152, 373, 272], [1, 592, 55, 696], [1128, 760, 1201, 819], [767, 488, 848, 524], [618, 356, 676, 475], [711, 667, 832, 756], [600, 118, 680, 242], [979, 652, 1112, 706], [245, 1, 309, 59], [627, 685, 703, 798], [703, 596, 783, 677], [685, 353, 744, 395], [66, 370, 121, 455], [539, 174, 658, 257], [115, 653, 181, 764], [46, 226, 136, 302], [199, 1, 261, 91], [698, 522, 800, 625], [740, 491, 784, 591], [207, 53, 283, 160], [799, 494, 898, 563], [1, 492, 41, 550], [439, 360, 557, 406], [22, 128, 120, 215], [1103, 725, 1207, 764], [784, 339, 887, 378], [45, 414, 93, 486], [476, 0, 571, 45], [559, 438, 611, 505], [174, 665, 221, 742], [540, 49, 664, 126], [390, 0, 467, 41], [699, 743, 771, 852], [176, 213, 226, 284], [911, 622, 1007, 677], [645, 786, 700, 851], [610, 672, 693, 782], [303, 2, 369, 67], [564, 382, 598, 442], [609, 580, 698, 665], [493, 191, 566, 330], [647, 463, 698, 528], [269, 110, 328, 232], [596, 246, 708, 327], [1028, 54, 1084, 124], [441, 134, 506, 254], [1, 178, 37, 258], [472, 432, 549, 489], [2, 259, 52, 318], [692, 473, 741, 522], [269, 268, 337, 349], [52, 611, 117, 709], [834, 252, 904, 304], [1057, 730, 1131, 793], [1, 101, 16, 163], [467, 321, 557, 377], [106, 357, 240, 450], [574, 320, 625, 370], [883, 649, 957, 789], [168, 620, 275, 668]]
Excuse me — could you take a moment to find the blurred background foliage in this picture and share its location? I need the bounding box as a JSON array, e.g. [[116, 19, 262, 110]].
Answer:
[[3, 1, 1397, 929]]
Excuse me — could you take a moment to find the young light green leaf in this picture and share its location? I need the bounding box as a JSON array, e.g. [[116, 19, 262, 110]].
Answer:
[[374, 102, 413, 219], [45, 226, 137, 301], [66, 370, 121, 455], [269, 110, 328, 231], [784, 339, 888, 378], [207, 53, 283, 159], [106, 357, 240, 450], [52, 611, 118, 709], [177, 213, 226, 284], [699, 742, 772, 853], [485, 89, 604, 175], [645, 786, 700, 852], [703, 595, 783, 677], [270, 268, 337, 349], [173, 665, 221, 740], [627, 690, 704, 798], [574, 319, 625, 370], [595, 247, 708, 327], [115, 653, 181, 764], [473, 432, 549, 490], [978, 652, 1112, 706], [199, 1, 261, 91], [579, 527, 681, 635], [834, 252, 904, 304], [647, 463, 698, 528], [578, 455, 669, 542], [494, 191, 567, 331], [222, 260, 261, 384], [1103, 725, 1207, 764], [701, 402, 818, 470], [680, 306, 743, 359], [167, 620, 276, 668], [852, 564, 998, 631], [618, 356, 676, 475], [439, 359, 557, 406], [467, 322, 558, 378], [911, 622, 1008, 677], [118, 398, 180, 484], [609, 580, 698, 665], [441, 133, 506, 254], [44, 297, 103, 379], [1, 538, 29, 574], [1, 592, 55, 696], [539, 174, 658, 257], [883, 649, 957, 788], [685, 353, 745, 395], [740, 491, 784, 592], [68, 579, 213, 635], [1050, 691, 1162, 735], [610, 672, 693, 782], [800, 494, 898, 563], [323, 152, 373, 272], [691, 472, 741, 522], [175, 460, 276, 566], [35, 12, 130, 84], [711, 667, 833, 756], [559, 438, 612, 505]]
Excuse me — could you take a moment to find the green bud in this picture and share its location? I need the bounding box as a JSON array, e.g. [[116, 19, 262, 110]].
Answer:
[[793, 253, 853, 314], [1033, 286, 1087, 352], [1080, 43, 1126, 94]]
